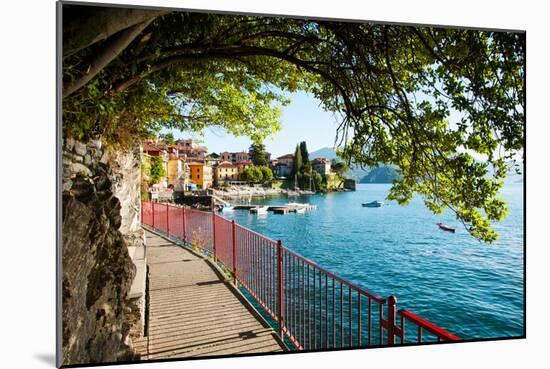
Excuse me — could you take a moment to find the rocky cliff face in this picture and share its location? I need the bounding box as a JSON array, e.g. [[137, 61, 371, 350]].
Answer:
[[108, 146, 144, 249], [62, 137, 142, 365]]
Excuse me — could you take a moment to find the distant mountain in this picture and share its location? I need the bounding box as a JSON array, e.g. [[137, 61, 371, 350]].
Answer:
[[309, 147, 340, 161], [308, 147, 523, 185], [309, 147, 399, 181], [359, 166, 401, 184]]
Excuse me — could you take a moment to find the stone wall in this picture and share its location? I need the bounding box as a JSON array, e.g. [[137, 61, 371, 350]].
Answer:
[[107, 145, 144, 249], [106, 143, 147, 339], [61, 137, 144, 365]]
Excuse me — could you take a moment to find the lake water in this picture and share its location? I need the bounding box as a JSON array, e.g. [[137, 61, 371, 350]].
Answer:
[[222, 183, 524, 340]]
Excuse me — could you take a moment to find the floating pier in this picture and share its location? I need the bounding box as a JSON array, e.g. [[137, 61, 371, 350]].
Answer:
[[232, 203, 316, 214]]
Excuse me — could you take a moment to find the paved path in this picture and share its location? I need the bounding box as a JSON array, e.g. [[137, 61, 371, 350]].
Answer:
[[136, 230, 285, 360]]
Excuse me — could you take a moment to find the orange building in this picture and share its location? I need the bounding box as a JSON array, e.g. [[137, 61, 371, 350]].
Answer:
[[187, 162, 213, 189]]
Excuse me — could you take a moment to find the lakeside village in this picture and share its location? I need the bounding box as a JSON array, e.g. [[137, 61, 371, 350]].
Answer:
[[142, 137, 355, 211]]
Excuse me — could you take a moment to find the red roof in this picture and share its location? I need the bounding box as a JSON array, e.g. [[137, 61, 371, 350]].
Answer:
[[277, 154, 294, 160], [236, 160, 253, 165], [312, 157, 330, 164], [217, 161, 235, 168], [143, 143, 166, 153]]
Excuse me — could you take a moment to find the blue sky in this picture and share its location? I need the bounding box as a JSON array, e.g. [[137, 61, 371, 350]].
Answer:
[[170, 90, 521, 164], [172, 91, 340, 157]]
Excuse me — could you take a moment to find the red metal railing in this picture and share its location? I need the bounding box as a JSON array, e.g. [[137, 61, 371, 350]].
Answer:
[[141, 201, 460, 349]]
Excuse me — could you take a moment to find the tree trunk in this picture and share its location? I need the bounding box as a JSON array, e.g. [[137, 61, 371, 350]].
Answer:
[[63, 19, 154, 98], [63, 8, 167, 57]]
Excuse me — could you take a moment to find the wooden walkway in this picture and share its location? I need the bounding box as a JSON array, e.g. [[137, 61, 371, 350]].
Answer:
[[135, 230, 285, 360]]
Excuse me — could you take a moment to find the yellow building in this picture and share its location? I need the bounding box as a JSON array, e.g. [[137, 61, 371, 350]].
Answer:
[[214, 161, 239, 184], [188, 162, 213, 189], [166, 158, 180, 186], [167, 157, 190, 189]]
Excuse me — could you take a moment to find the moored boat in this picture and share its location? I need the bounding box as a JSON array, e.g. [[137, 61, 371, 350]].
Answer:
[[362, 201, 384, 208], [250, 205, 268, 214], [437, 222, 455, 233], [221, 204, 234, 212]]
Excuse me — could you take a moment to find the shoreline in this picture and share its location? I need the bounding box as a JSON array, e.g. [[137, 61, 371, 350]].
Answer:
[[212, 185, 352, 199]]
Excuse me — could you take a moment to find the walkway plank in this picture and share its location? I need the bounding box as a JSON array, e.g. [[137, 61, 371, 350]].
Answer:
[[136, 230, 285, 360]]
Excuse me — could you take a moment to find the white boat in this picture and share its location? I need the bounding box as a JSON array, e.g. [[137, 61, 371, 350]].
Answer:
[[221, 204, 234, 212], [250, 205, 268, 214], [295, 207, 306, 214], [287, 190, 300, 197], [362, 201, 384, 208]]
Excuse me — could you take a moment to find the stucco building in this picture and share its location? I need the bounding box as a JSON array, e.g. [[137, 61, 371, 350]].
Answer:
[[312, 157, 332, 176], [214, 161, 239, 183], [188, 161, 213, 189]]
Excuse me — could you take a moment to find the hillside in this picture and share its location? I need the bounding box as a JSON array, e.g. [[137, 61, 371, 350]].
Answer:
[[309, 147, 395, 181], [359, 166, 400, 184]]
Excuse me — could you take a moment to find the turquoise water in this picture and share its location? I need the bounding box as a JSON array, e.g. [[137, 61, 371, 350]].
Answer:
[[223, 183, 524, 340]]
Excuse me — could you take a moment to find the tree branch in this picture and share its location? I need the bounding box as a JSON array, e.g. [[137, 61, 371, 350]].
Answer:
[[109, 44, 356, 115], [63, 19, 154, 98], [63, 8, 167, 57]]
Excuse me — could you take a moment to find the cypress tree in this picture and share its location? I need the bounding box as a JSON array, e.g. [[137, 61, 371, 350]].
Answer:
[[300, 141, 309, 163], [294, 144, 303, 175]]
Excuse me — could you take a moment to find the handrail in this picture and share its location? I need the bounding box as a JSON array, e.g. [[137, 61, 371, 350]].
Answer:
[[231, 218, 385, 303], [141, 201, 460, 348], [398, 309, 460, 341]]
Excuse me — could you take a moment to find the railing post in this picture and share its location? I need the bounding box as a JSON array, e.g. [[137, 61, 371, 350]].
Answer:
[[232, 220, 237, 284], [387, 295, 397, 345], [182, 206, 186, 242], [152, 202, 155, 229], [211, 197, 217, 261], [277, 240, 284, 339], [166, 203, 170, 237]]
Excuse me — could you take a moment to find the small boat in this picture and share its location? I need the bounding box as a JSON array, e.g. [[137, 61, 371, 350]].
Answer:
[[250, 205, 268, 214], [300, 190, 315, 195], [287, 190, 300, 197], [221, 204, 234, 212], [437, 222, 455, 233], [362, 201, 384, 208], [295, 207, 306, 214]]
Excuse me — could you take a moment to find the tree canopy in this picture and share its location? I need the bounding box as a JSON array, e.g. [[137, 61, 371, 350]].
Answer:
[[249, 142, 269, 166], [148, 156, 165, 184], [158, 132, 175, 145], [240, 166, 270, 183], [62, 5, 525, 242]]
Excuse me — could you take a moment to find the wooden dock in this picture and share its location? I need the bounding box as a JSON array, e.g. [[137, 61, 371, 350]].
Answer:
[[231, 204, 316, 214], [135, 230, 286, 360]]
